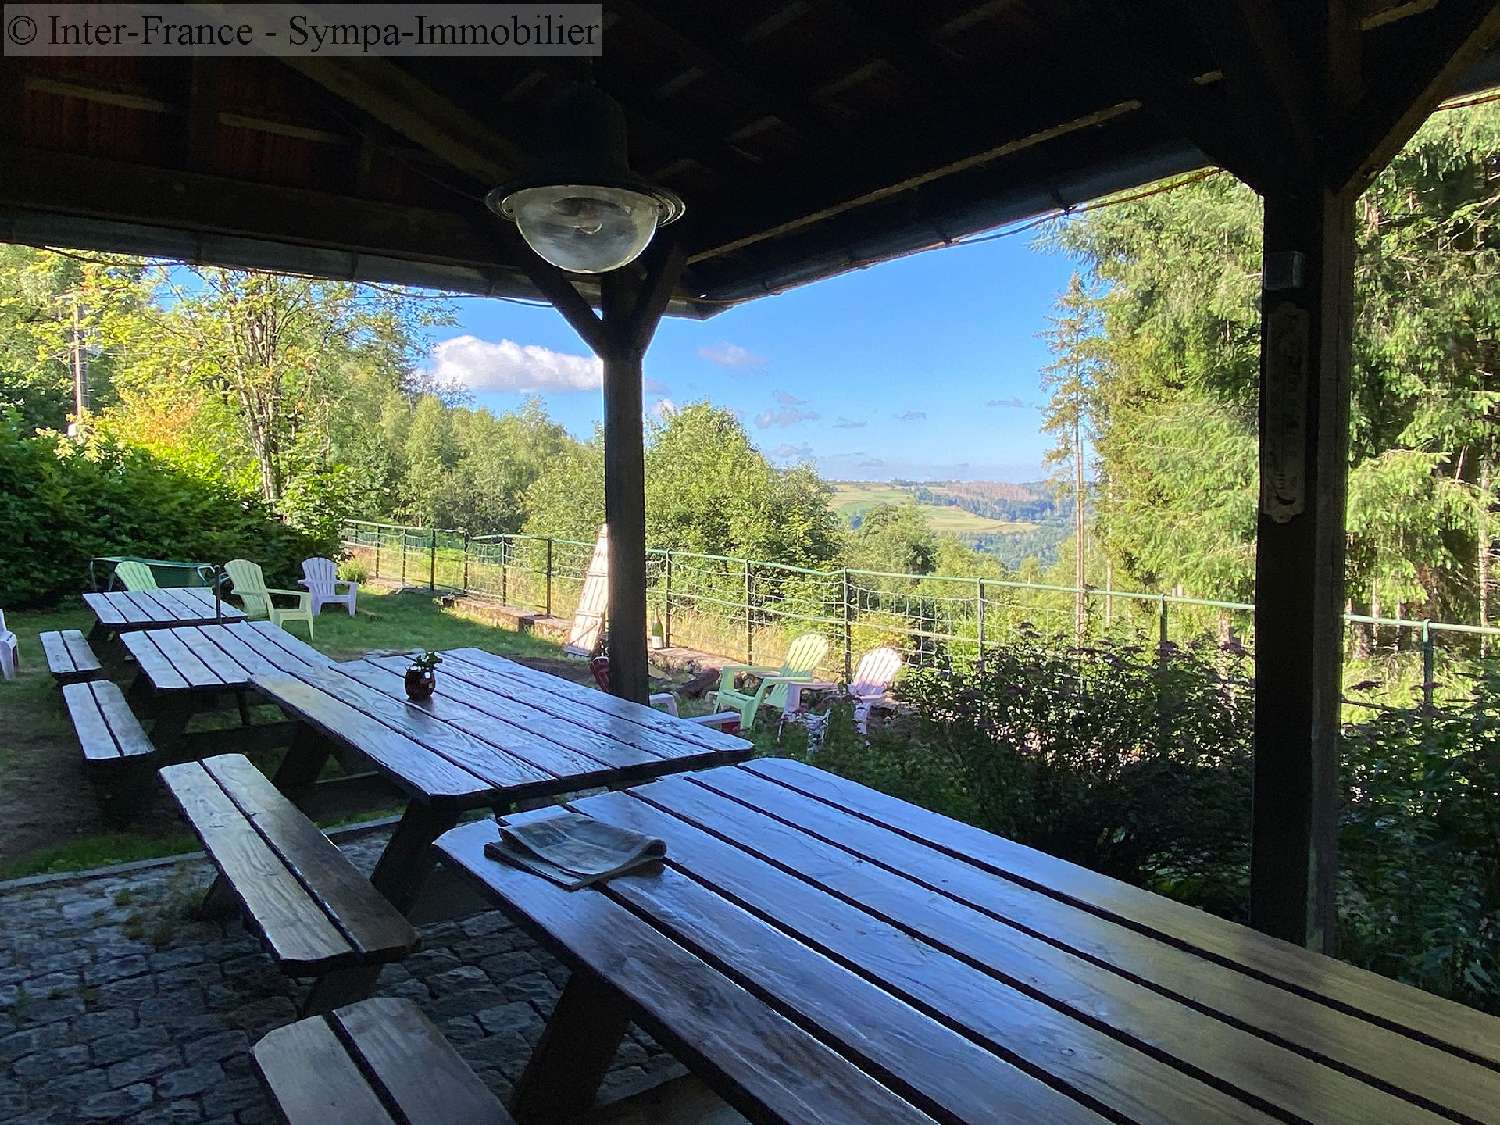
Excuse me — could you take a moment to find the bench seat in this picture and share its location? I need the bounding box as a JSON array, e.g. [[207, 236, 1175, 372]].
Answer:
[[159, 754, 420, 1012], [63, 680, 155, 765], [41, 629, 102, 685], [252, 997, 512, 1125]]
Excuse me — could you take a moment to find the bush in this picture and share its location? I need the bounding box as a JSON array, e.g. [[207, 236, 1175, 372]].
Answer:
[[339, 559, 370, 584], [0, 421, 336, 605]]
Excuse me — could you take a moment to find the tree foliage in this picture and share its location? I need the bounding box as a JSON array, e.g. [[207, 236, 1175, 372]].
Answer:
[[1041, 102, 1500, 620]]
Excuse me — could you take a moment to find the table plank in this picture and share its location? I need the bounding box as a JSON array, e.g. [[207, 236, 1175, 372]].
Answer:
[[500, 805, 1104, 1124], [445, 647, 751, 754], [173, 627, 260, 685], [337, 659, 647, 784], [694, 767, 1490, 1124], [360, 654, 672, 775], [252, 1011, 399, 1124], [747, 757, 1500, 1072], [638, 772, 1447, 1125], [223, 620, 327, 668], [119, 631, 191, 691], [265, 663, 556, 798], [84, 589, 245, 631], [146, 627, 229, 689], [250, 674, 498, 806], [438, 819, 941, 1125]]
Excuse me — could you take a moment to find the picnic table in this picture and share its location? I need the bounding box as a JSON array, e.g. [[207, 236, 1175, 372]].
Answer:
[[437, 758, 1500, 1125], [254, 647, 753, 912], [84, 587, 245, 643], [119, 621, 331, 752]]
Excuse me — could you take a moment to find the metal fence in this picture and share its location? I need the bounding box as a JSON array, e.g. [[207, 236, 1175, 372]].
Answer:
[[340, 519, 1498, 704]]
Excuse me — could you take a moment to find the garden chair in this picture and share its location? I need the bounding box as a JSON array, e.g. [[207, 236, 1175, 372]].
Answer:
[[298, 557, 358, 617], [847, 646, 904, 733], [0, 609, 16, 680], [712, 633, 829, 730], [112, 560, 158, 591], [224, 559, 316, 638]]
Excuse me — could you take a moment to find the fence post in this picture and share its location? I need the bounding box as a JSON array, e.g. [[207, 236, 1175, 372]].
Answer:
[[1421, 620, 1435, 708], [374, 531, 381, 581], [664, 552, 673, 649], [842, 569, 853, 681], [544, 538, 553, 617], [429, 529, 437, 591], [400, 530, 407, 586], [462, 533, 470, 593], [744, 558, 754, 664], [500, 538, 509, 606], [976, 578, 985, 675], [1158, 594, 1169, 653]]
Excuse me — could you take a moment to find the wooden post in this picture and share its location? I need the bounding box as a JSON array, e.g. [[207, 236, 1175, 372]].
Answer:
[[976, 578, 985, 675], [1250, 185, 1355, 952], [502, 227, 682, 703], [429, 528, 437, 591], [842, 569, 853, 681], [544, 538, 553, 617], [664, 552, 673, 649], [743, 558, 754, 664], [462, 533, 470, 593]]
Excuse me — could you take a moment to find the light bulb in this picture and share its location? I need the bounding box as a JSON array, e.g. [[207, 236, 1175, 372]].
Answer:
[[500, 184, 662, 274]]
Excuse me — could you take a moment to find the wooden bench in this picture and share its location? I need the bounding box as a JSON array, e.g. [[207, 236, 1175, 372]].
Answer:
[[253, 997, 511, 1125], [159, 754, 420, 1014], [40, 630, 102, 685], [63, 680, 154, 765]]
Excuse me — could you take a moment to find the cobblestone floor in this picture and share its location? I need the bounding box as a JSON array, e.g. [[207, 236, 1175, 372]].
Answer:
[[0, 833, 679, 1124]]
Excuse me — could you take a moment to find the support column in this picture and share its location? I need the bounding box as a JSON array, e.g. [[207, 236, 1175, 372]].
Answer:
[[1250, 185, 1355, 951], [600, 269, 650, 705]]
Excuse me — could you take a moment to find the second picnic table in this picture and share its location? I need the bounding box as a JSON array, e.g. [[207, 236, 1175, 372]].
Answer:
[[84, 587, 245, 643], [252, 647, 754, 911]]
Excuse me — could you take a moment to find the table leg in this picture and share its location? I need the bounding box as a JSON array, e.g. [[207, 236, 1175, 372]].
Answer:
[[511, 969, 633, 1123], [369, 803, 463, 914], [271, 725, 332, 793], [149, 696, 196, 754], [234, 688, 252, 727]]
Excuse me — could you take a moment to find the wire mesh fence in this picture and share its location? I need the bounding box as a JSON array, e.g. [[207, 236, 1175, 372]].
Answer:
[[341, 519, 1496, 702]]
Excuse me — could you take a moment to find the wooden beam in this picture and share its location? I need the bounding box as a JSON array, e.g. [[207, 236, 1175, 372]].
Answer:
[[278, 58, 523, 184], [0, 143, 513, 268], [1333, 0, 1500, 191], [496, 227, 612, 357], [619, 235, 687, 357], [183, 59, 220, 171], [1251, 185, 1356, 952]]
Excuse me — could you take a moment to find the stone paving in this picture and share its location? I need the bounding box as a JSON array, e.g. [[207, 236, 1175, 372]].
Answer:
[[0, 832, 680, 1124]]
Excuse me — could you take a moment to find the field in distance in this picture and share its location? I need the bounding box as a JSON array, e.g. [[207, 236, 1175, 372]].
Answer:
[[829, 482, 1034, 535]]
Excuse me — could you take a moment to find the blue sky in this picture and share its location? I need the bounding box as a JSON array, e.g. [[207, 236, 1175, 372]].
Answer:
[[425, 227, 1080, 482]]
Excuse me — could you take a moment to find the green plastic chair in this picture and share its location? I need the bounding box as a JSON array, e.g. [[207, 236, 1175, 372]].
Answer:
[[112, 561, 158, 591], [224, 559, 315, 638], [712, 633, 829, 730]]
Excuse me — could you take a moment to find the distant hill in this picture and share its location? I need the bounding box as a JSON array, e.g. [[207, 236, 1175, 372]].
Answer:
[[829, 480, 1074, 568]]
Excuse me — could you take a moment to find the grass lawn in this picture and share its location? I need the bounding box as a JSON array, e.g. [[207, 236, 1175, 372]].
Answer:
[[828, 481, 1030, 536], [0, 588, 577, 879]]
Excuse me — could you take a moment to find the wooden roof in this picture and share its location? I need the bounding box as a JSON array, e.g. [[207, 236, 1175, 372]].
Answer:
[[2, 1, 1498, 315]]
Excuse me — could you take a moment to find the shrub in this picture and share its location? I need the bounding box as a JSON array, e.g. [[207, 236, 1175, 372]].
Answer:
[[0, 421, 336, 605], [338, 559, 370, 584]]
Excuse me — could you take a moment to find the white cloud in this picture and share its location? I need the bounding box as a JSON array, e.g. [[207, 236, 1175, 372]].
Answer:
[[426, 335, 602, 392], [832, 417, 867, 429], [987, 396, 1030, 409], [894, 410, 928, 422], [771, 442, 814, 461], [651, 398, 678, 421], [698, 341, 766, 369], [644, 377, 670, 395], [756, 394, 820, 429]]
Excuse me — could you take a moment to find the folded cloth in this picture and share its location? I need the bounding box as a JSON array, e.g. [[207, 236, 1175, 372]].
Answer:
[[484, 809, 666, 890]]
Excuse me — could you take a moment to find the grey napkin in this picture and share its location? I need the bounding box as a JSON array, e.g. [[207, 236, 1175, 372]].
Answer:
[[484, 809, 666, 890]]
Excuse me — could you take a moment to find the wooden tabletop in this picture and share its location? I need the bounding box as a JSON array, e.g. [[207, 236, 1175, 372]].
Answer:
[[253, 647, 754, 810], [120, 620, 330, 693], [437, 758, 1500, 1125], [84, 588, 246, 631]]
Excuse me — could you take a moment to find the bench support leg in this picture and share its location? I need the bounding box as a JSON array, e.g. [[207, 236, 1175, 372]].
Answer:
[[369, 804, 463, 914], [235, 688, 252, 727], [195, 874, 240, 922], [149, 697, 195, 755], [512, 969, 632, 1124], [300, 964, 380, 1017]]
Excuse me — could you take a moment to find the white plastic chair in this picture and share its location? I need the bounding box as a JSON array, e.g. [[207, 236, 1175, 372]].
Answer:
[[299, 557, 359, 617], [848, 646, 903, 732], [0, 609, 17, 681]]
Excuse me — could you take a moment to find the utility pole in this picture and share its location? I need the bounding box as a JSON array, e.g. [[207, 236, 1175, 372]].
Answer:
[[1073, 417, 1087, 642]]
